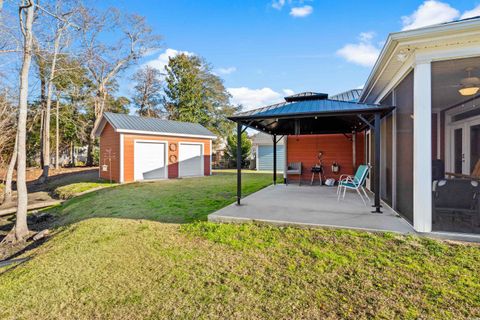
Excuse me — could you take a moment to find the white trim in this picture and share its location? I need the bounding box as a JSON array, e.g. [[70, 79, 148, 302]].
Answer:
[[116, 128, 216, 140], [209, 140, 212, 176], [93, 117, 108, 137], [413, 62, 432, 233], [436, 111, 441, 160], [445, 104, 480, 173], [374, 59, 414, 104], [120, 134, 124, 183], [446, 112, 480, 175], [416, 44, 480, 64], [133, 139, 169, 181], [178, 142, 205, 178]]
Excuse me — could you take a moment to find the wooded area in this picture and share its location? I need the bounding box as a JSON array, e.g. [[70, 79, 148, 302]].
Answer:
[[0, 0, 239, 242]]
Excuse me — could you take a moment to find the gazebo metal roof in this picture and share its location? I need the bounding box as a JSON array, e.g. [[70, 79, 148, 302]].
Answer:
[[229, 93, 394, 135]]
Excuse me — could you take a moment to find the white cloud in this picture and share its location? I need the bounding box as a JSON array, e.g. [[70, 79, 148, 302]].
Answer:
[[228, 87, 289, 110], [336, 32, 381, 67], [359, 31, 375, 42], [144, 48, 194, 72], [401, 0, 459, 31], [290, 5, 313, 17], [460, 4, 480, 19], [272, 0, 286, 10], [283, 88, 295, 96], [216, 66, 237, 75]]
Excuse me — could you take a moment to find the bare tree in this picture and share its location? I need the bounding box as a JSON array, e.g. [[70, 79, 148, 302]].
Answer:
[[13, 0, 35, 241], [36, 1, 79, 183], [131, 65, 164, 117], [3, 133, 17, 204], [79, 7, 161, 165], [55, 94, 59, 169]]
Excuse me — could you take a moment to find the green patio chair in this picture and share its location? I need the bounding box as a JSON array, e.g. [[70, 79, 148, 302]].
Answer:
[[337, 164, 370, 205]]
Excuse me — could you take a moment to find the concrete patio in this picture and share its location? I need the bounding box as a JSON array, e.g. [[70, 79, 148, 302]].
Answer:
[[209, 184, 415, 234]]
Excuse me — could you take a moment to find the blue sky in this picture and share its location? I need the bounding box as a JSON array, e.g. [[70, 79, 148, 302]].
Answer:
[[105, 0, 480, 110]]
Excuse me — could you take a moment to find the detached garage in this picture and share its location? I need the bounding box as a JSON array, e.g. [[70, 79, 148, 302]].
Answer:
[[94, 112, 216, 183]]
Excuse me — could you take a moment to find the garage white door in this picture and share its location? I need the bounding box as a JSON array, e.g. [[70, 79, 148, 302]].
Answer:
[[179, 143, 203, 177], [134, 141, 167, 180]]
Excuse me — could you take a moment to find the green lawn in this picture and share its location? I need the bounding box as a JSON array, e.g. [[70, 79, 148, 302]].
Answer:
[[53, 181, 116, 199], [0, 171, 479, 319]]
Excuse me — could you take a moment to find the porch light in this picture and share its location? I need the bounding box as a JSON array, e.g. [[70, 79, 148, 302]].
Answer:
[[459, 85, 480, 96]]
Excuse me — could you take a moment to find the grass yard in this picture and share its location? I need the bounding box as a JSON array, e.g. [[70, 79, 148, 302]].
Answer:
[[53, 181, 116, 200], [0, 171, 479, 319]]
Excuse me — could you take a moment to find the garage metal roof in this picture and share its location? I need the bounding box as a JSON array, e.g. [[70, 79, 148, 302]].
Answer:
[[98, 112, 216, 138]]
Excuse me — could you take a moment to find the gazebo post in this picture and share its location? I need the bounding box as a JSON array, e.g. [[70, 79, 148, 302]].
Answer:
[[372, 112, 382, 213], [236, 122, 242, 205], [273, 134, 277, 185]]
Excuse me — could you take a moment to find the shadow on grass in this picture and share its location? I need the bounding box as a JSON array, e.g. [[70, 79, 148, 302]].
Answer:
[[0, 171, 278, 266]]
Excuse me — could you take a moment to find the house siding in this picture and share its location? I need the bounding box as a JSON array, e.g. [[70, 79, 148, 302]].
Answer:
[[99, 122, 121, 182], [258, 145, 285, 171], [287, 133, 364, 182], [122, 134, 212, 182]]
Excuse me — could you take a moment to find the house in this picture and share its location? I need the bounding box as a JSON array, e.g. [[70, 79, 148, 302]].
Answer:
[[94, 112, 216, 182], [228, 17, 480, 237], [251, 132, 286, 172]]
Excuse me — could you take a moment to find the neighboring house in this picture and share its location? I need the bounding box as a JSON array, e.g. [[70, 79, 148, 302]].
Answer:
[[230, 16, 480, 236], [94, 112, 216, 182], [212, 137, 227, 169], [251, 132, 285, 172]]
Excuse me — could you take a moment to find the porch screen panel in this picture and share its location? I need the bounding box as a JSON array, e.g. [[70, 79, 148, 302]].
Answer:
[[380, 93, 393, 206], [394, 71, 414, 223]]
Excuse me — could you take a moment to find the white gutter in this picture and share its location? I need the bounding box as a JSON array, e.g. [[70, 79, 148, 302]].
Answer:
[[115, 128, 217, 140]]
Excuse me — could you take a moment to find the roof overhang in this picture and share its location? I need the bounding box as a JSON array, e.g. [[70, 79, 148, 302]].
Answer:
[[229, 106, 394, 136], [360, 17, 480, 103]]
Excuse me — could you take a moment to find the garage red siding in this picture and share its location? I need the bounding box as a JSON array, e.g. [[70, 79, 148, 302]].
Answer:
[[123, 134, 211, 182], [287, 133, 365, 182], [99, 123, 120, 182]]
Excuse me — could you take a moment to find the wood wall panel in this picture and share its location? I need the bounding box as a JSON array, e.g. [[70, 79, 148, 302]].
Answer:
[[287, 133, 364, 182], [99, 123, 120, 182]]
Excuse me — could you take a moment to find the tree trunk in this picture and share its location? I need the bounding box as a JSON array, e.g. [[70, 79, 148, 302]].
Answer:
[[39, 31, 62, 183], [87, 88, 106, 166], [3, 134, 18, 205], [55, 98, 59, 170], [15, 0, 35, 241], [39, 108, 44, 169]]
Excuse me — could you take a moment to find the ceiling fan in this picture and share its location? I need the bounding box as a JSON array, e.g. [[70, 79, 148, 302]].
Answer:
[[457, 67, 480, 96]]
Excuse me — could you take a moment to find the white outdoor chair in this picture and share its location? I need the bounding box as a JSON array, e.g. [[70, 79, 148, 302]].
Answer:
[[337, 164, 370, 206]]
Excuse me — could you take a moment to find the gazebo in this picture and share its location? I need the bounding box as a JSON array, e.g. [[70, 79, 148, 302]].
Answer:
[[228, 92, 394, 213]]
